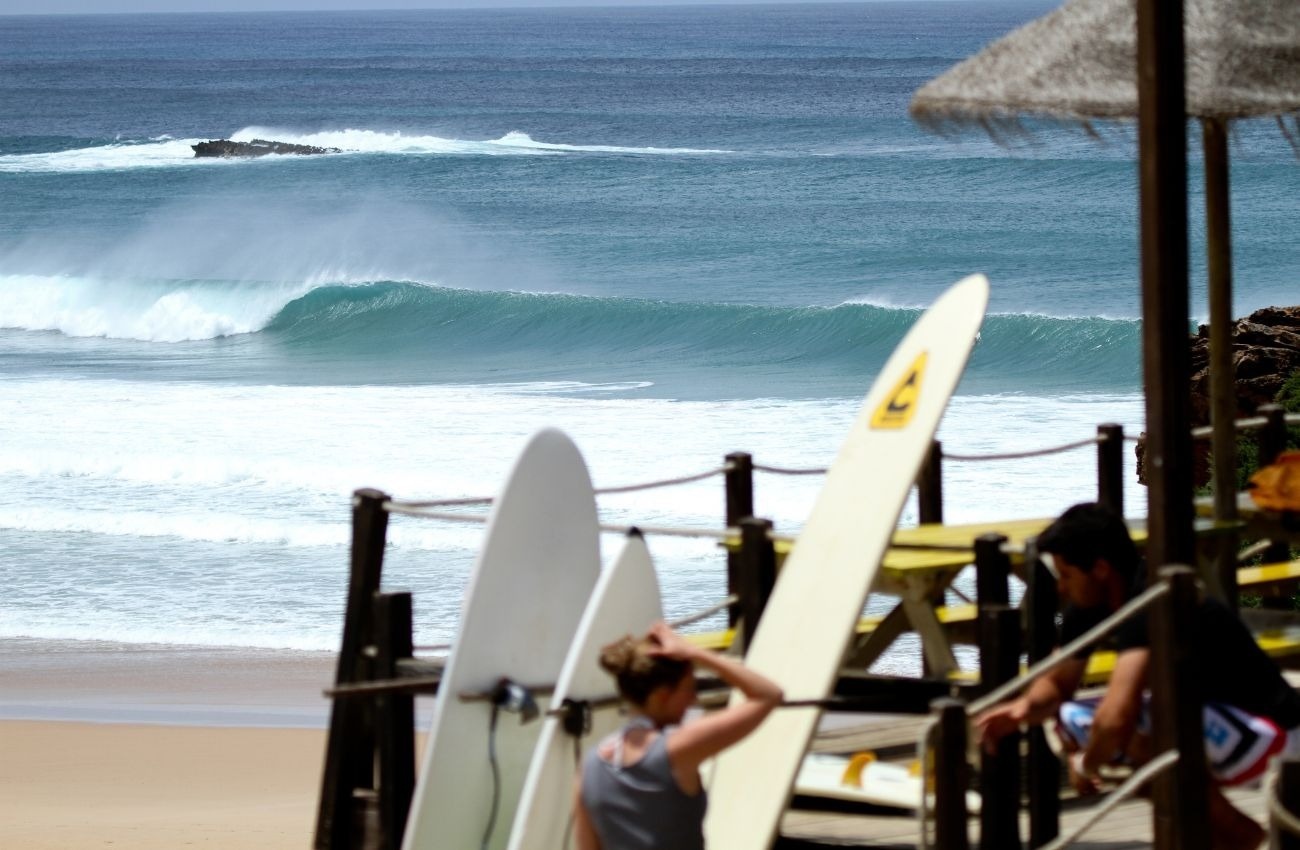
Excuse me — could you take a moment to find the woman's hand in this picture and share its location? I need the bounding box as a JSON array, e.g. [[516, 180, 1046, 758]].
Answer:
[[645, 621, 697, 662]]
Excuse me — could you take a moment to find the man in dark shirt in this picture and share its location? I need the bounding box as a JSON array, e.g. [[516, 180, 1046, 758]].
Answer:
[[975, 503, 1300, 850]]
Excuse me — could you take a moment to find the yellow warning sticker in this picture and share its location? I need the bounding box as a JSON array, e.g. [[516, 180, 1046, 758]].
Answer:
[[870, 351, 928, 429]]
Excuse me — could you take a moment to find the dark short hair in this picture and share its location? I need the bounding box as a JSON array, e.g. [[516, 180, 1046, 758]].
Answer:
[[1036, 502, 1139, 583]]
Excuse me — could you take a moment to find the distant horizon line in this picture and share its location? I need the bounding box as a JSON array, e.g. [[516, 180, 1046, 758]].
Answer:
[[1, 0, 1022, 18]]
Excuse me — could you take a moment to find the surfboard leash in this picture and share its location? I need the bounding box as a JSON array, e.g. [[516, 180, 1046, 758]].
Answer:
[[482, 701, 501, 850]]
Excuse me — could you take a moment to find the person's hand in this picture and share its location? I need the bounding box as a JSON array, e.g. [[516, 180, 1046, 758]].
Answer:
[[1068, 752, 1101, 796], [973, 701, 1026, 754], [645, 621, 697, 662]]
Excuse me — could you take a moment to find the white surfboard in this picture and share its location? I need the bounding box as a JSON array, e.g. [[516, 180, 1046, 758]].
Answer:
[[703, 274, 989, 850], [795, 753, 981, 813], [506, 531, 664, 850], [402, 428, 602, 850]]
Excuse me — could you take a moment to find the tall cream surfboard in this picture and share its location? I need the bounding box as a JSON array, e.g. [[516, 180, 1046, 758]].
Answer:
[[506, 531, 663, 850], [703, 274, 989, 850], [402, 428, 601, 850]]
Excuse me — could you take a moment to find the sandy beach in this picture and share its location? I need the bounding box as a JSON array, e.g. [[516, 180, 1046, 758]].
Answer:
[[0, 639, 361, 849]]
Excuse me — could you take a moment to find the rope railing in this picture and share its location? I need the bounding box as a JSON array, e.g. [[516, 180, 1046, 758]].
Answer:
[[943, 435, 1102, 463], [409, 593, 740, 656], [391, 465, 732, 510], [968, 581, 1169, 716], [383, 502, 736, 542], [1268, 770, 1300, 839], [753, 463, 828, 476], [916, 579, 1172, 848], [1037, 749, 1180, 850], [381, 407, 1293, 516], [1191, 415, 1268, 440], [595, 465, 731, 495]]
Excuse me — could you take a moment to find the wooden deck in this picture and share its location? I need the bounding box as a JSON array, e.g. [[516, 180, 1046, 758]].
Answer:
[[777, 711, 1274, 849]]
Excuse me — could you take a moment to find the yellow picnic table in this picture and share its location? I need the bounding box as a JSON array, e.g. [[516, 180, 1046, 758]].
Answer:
[[722, 515, 1240, 678]]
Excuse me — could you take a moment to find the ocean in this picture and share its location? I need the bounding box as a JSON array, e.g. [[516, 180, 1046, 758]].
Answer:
[[2, 3, 1297, 661]]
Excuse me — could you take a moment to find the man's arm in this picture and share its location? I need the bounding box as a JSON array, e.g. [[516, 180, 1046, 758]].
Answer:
[[975, 654, 1086, 753], [1078, 647, 1148, 776]]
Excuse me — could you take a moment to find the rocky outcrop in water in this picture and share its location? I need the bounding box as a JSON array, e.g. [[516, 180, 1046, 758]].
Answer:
[[1189, 305, 1300, 424], [192, 139, 339, 158], [1135, 305, 1300, 486]]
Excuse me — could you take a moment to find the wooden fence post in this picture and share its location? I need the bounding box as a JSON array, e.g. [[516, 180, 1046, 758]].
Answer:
[[1258, 405, 1292, 570], [315, 488, 390, 850], [979, 605, 1021, 849], [1024, 541, 1060, 848], [918, 440, 945, 525], [1097, 423, 1125, 516], [725, 452, 754, 630], [932, 698, 971, 850], [1258, 404, 1288, 467], [974, 533, 1010, 608], [373, 592, 415, 850], [1150, 566, 1209, 850], [735, 517, 776, 654]]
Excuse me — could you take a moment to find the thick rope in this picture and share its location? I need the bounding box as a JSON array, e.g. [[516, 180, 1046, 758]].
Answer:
[[600, 522, 732, 540], [595, 466, 730, 495], [384, 504, 490, 522], [753, 463, 827, 476], [943, 436, 1102, 463], [1267, 770, 1300, 838], [1037, 749, 1179, 850], [670, 594, 739, 629], [1238, 539, 1277, 563], [382, 503, 733, 541], [390, 495, 494, 509], [384, 465, 729, 511]]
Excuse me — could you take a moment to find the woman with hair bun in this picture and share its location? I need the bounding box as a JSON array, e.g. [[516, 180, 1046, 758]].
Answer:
[[572, 621, 783, 850]]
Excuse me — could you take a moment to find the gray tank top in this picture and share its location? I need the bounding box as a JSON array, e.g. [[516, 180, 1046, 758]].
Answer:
[[581, 726, 707, 850]]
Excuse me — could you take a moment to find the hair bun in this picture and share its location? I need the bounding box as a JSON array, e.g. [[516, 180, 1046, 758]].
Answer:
[[599, 635, 639, 676]]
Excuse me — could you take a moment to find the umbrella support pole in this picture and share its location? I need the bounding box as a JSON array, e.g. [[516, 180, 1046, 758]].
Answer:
[[1203, 116, 1239, 606]]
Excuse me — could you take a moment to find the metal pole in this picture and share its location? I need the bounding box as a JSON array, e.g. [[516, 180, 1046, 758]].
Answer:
[[1136, 0, 1195, 574], [1203, 117, 1238, 606]]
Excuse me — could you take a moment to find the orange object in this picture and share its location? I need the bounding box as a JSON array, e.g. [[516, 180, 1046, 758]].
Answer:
[[1248, 450, 1300, 512]]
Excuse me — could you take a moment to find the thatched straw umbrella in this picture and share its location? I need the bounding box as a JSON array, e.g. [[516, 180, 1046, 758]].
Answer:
[[912, 0, 1300, 601]]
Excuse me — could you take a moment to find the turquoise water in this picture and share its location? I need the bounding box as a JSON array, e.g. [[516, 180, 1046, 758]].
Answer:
[[1, 3, 1295, 653]]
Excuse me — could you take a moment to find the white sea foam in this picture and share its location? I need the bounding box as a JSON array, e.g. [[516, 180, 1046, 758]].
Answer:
[[232, 126, 729, 156], [0, 128, 729, 174], [0, 138, 212, 173], [0, 274, 309, 341], [0, 377, 1146, 650]]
